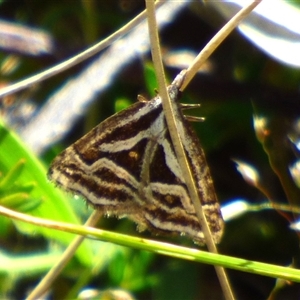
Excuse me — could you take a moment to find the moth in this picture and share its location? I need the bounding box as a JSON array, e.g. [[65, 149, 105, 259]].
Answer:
[[48, 72, 224, 244]]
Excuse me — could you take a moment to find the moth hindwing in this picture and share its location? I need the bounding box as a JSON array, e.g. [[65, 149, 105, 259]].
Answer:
[[48, 74, 224, 244]]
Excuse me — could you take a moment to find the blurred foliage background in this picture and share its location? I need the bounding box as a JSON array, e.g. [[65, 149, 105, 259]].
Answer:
[[1, 1, 300, 299]]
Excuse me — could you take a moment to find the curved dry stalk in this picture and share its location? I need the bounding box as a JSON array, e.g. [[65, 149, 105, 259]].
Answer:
[[182, 0, 262, 92], [145, 1, 235, 299], [0, 1, 166, 98], [26, 210, 102, 300]]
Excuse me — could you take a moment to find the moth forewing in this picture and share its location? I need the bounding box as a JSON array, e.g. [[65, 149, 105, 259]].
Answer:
[[48, 75, 224, 244], [177, 109, 223, 242]]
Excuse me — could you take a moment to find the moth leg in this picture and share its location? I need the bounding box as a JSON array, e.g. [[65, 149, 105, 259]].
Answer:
[[184, 115, 205, 122], [180, 103, 201, 110]]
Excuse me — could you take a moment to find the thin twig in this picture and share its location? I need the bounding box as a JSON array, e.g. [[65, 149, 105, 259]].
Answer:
[[181, 0, 262, 92], [26, 211, 102, 300], [0, 1, 165, 98], [145, 1, 235, 299]]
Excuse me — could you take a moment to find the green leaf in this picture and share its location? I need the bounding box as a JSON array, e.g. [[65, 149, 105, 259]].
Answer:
[[0, 120, 93, 267]]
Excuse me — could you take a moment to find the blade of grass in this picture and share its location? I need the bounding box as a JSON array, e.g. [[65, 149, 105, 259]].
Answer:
[[1, 204, 300, 284], [0, 120, 93, 266]]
